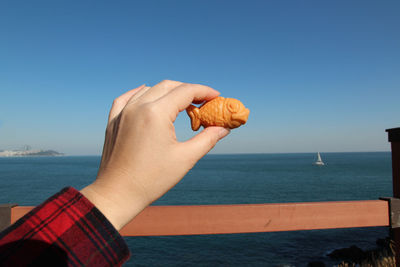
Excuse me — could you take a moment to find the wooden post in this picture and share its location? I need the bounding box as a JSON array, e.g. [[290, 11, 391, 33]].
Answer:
[[386, 127, 400, 266], [0, 204, 17, 232]]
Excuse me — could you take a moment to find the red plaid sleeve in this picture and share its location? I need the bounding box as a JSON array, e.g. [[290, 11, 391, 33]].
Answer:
[[0, 187, 130, 266]]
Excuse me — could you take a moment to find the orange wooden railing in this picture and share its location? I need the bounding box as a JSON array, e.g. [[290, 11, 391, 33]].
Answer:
[[11, 200, 389, 236]]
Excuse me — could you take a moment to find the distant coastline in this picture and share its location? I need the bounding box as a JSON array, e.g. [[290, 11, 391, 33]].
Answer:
[[0, 149, 64, 157]]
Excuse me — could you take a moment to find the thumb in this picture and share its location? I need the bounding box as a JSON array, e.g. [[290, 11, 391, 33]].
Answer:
[[181, 127, 230, 160]]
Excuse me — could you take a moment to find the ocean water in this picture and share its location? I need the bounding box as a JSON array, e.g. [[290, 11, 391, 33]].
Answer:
[[0, 152, 393, 266]]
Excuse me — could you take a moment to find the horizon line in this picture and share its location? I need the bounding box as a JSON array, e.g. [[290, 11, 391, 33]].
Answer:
[[61, 150, 391, 157]]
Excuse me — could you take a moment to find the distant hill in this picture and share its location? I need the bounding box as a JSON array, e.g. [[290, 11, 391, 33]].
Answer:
[[0, 149, 64, 157]]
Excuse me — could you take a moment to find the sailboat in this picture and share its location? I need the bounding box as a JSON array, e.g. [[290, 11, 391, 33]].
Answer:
[[314, 152, 325, 166]]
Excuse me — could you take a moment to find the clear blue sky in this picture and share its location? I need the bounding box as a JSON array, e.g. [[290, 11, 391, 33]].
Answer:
[[1, 0, 399, 155]]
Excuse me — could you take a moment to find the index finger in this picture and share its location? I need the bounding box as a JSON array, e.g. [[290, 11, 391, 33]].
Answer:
[[157, 83, 220, 119], [108, 84, 147, 123]]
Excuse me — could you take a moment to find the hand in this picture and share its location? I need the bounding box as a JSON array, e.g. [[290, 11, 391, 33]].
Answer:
[[81, 80, 230, 230]]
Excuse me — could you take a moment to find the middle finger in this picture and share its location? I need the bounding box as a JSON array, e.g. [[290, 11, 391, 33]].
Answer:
[[137, 80, 183, 103]]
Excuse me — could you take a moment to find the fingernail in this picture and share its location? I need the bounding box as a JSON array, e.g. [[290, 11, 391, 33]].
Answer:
[[218, 128, 230, 140]]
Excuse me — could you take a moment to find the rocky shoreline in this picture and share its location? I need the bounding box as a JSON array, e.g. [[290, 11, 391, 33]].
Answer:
[[307, 237, 395, 267]]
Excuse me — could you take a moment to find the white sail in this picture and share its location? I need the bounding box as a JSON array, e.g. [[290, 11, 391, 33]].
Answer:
[[314, 152, 325, 165]]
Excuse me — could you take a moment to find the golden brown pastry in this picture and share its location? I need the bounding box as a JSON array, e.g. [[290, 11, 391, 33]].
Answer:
[[186, 96, 250, 131]]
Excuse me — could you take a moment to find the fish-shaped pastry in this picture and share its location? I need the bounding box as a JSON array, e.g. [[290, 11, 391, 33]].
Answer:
[[186, 96, 250, 131]]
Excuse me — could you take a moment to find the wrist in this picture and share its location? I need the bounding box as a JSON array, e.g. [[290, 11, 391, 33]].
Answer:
[[80, 178, 148, 231]]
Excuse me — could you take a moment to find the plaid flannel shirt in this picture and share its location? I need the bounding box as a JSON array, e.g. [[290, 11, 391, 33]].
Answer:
[[0, 187, 130, 266]]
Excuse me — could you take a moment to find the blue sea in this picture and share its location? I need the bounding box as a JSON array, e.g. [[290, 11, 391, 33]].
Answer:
[[0, 152, 393, 266]]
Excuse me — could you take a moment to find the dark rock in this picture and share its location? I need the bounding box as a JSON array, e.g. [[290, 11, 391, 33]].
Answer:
[[376, 237, 391, 248], [327, 245, 366, 262], [307, 261, 326, 267]]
